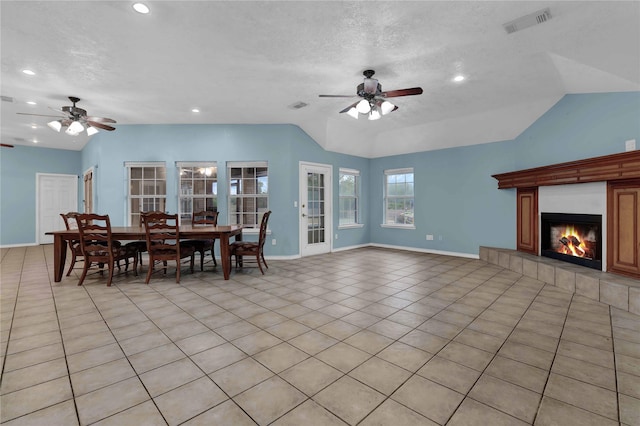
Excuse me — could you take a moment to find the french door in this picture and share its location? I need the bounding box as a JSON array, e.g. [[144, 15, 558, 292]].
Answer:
[[299, 162, 332, 257]]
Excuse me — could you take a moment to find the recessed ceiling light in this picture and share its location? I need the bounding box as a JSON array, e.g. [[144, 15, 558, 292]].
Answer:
[[33, 139, 38, 144], [31, 124, 37, 129], [453, 75, 465, 82], [191, 108, 200, 113], [26, 101, 37, 105], [133, 3, 150, 14], [22, 69, 35, 76]]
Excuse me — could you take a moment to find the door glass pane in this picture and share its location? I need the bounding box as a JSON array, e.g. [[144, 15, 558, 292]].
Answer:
[[306, 171, 326, 246]]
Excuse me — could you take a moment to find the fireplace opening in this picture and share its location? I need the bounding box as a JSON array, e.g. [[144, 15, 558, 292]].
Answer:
[[540, 213, 602, 270]]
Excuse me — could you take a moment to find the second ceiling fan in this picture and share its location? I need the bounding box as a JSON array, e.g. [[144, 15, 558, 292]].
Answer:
[[319, 70, 423, 120], [18, 96, 116, 136]]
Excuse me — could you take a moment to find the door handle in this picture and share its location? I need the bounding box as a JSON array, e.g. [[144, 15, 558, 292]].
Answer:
[[301, 213, 306, 217]]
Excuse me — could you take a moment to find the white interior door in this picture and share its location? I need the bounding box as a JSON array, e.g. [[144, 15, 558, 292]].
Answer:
[[37, 173, 78, 244], [299, 162, 332, 257]]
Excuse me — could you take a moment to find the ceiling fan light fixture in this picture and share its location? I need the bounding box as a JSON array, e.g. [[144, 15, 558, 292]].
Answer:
[[66, 120, 84, 135], [86, 126, 99, 136], [47, 120, 62, 132], [346, 107, 359, 119], [356, 99, 371, 114], [380, 101, 395, 115], [368, 108, 381, 121]]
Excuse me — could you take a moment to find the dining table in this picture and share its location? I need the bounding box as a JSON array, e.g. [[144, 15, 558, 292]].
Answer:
[[46, 225, 243, 282]]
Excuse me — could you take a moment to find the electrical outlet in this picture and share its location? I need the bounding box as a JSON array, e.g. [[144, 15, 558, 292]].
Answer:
[[335, 234, 338, 240], [438, 235, 443, 241], [271, 239, 276, 245], [426, 234, 434, 240], [626, 139, 636, 151]]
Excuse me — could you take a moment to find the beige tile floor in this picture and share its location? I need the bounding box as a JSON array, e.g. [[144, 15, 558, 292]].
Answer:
[[1, 245, 639, 425]]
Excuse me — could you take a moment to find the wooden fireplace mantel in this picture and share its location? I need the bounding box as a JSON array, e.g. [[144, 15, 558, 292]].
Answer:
[[491, 150, 640, 278], [492, 151, 640, 189]]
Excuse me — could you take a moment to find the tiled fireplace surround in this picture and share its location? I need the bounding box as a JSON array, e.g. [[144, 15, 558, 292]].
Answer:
[[479, 247, 640, 316]]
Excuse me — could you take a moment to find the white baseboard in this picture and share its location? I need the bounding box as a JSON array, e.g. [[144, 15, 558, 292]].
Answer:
[[369, 243, 479, 259], [332, 243, 371, 253], [0, 243, 39, 249]]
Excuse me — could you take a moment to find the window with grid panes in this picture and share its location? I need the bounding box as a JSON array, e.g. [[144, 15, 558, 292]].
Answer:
[[339, 168, 360, 226], [228, 162, 268, 229], [126, 162, 166, 226], [177, 163, 217, 225], [384, 168, 414, 226]]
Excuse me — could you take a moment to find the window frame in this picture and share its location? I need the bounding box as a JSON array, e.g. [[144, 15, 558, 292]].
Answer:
[[382, 167, 415, 229], [338, 168, 363, 228], [227, 161, 269, 231], [176, 162, 218, 225], [125, 162, 167, 226]]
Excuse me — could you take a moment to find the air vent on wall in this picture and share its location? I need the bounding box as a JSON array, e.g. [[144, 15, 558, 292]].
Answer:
[[1, 95, 14, 102], [504, 8, 552, 34]]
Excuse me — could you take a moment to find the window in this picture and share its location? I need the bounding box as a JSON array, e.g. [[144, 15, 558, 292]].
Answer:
[[339, 168, 360, 226], [126, 162, 166, 226], [228, 162, 268, 229], [177, 162, 217, 225], [384, 168, 414, 226]]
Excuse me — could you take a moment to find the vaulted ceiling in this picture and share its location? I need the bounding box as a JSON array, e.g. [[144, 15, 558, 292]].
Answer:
[[2, 1, 639, 158]]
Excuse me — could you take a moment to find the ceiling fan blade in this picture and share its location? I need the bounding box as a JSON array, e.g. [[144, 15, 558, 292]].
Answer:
[[87, 121, 116, 131], [319, 94, 354, 98], [1, 143, 15, 148], [339, 102, 359, 114], [17, 112, 68, 118], [380, 87, 423, 98], [87, 116, 116, 124]]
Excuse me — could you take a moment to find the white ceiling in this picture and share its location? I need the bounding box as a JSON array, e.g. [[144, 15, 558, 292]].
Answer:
[[2, 1, 639, 158]]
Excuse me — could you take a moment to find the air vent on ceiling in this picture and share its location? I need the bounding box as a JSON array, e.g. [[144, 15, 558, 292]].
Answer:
[[1, 95, 14, 102], [504, 8, 552, 34], [289, 101, 308, 110], [14, 137, 27, 143]]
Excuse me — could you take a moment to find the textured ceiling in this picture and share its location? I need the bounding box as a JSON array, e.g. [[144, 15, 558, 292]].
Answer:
[[2, 1, 639, 158]]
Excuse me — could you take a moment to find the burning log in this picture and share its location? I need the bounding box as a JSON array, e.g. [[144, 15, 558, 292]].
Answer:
[[558, 235, 586, 256]]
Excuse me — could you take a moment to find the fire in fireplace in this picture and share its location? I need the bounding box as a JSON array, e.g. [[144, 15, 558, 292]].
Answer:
[[540, 213, 602, 270]]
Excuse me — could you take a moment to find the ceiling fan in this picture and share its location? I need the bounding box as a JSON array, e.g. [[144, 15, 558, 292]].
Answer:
[[319, 69, 423, 120], [17, 96, 116, 136]]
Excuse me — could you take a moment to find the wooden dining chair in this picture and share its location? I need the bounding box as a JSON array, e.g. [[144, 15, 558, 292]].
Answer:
[[125, 210, 164, 268], [229, 210, 271, 274], [142, 212, 195, 284], [76, 213, 138, 286], [60, 212, 83, 276], [181, 210, 219, 271]]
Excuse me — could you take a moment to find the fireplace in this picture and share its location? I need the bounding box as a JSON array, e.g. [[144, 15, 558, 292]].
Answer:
[[540, 213, 602, 270]]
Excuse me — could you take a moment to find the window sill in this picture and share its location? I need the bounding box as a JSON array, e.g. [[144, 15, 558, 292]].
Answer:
[[338, 224, 364, 230], [380, 224, 416, 230]]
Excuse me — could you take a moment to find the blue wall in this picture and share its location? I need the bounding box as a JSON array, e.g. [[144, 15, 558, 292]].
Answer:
[[0, 145, 80, 245], [369, 92, 640, 255], [81, 124, 369, 256], [1, 92, 638, 256], [369, 140, 517, 254]]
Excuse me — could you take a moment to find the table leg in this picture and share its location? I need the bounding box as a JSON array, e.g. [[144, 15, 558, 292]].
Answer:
[[220, 234, 231, 280], [53, 234, 68, 282]]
